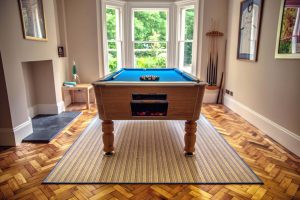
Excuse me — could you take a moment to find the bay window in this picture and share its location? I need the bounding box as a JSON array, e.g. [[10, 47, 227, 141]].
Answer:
[[101, 0, 198, 75]]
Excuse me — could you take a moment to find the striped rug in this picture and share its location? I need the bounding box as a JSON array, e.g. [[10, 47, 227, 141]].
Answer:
[[44, 116, 262, 184]]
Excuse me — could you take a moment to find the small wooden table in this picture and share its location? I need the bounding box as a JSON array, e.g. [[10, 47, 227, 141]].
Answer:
[[62, 84, 94, 109]]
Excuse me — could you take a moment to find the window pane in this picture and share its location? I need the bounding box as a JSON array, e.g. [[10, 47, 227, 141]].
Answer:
[[184, 42, 193, 66], [106, 8, 116, 40], [134, 10, 167, 41], [108, 42, 121, 73], [179, 42, 193, 73], [108, 50, 118, 72], [134, 42, 167, 50], [184, 8, 195, 40], [134, 42, 167, 68], [105, 7, 122, 73], [108, 41, 116, 49]]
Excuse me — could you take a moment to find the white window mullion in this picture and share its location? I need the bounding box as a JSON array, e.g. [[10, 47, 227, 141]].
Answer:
[[102, 1, 125, 74], [177, 3, 196, 74]]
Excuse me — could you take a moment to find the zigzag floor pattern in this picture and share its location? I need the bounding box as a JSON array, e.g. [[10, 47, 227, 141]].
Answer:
[[0, 103, 299, 200]]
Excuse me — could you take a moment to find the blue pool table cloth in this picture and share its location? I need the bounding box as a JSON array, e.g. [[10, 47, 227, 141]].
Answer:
[[104, 68, 196, 82]]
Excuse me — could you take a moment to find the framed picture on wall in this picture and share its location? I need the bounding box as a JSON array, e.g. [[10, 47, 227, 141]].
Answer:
[[237, 0, 264, 61], [275, 0, 300, 59], [18, 0, 47, 41]]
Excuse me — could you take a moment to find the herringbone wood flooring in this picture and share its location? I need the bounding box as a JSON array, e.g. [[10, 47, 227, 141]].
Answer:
[[0, 103, 299, 200]]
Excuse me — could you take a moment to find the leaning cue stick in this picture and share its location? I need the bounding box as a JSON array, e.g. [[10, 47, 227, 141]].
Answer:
[[217, 72, 223, 103], [217, 40, 227, 104], [209, 54, 212, 85], [215, 53, 218, 85], [212, 32, 216, 85], [220, 40, 227, 104], [214, 28, 219, 86]]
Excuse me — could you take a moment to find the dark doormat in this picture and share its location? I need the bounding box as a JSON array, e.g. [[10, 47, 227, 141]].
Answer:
[[23, 111, 82, 143]]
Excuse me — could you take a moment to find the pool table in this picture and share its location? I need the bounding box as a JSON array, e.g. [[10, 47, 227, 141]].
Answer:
[[93, 68, 207, 156]]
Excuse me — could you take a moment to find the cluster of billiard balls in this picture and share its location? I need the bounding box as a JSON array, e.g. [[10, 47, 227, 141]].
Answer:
[[140, 75, 160, 81]]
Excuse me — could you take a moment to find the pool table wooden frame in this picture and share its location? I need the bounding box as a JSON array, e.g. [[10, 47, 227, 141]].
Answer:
[[93, 69, 207, 156]]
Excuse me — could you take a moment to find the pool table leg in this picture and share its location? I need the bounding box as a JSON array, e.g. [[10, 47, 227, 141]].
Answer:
[[184, 120, 197, 156], [102, 120, 114, 156]]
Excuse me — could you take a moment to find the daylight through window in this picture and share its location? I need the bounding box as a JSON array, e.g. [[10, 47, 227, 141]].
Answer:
[[133, 10, 168, 68], [102, 1, 198, 74], [178, 7, 195, 73], [106, 7, 122, 73]]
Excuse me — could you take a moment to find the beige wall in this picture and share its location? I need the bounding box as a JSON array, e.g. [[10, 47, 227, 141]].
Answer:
[[0, 53, 13, 129], [22, 60, 57, 109], [22, 62, 37, 108], [0, 0, 67, 145], [64, 0, 103, 83], [226, 0, 300, 135], [197, 0, 228, 84], [0, 52, 15, 145]]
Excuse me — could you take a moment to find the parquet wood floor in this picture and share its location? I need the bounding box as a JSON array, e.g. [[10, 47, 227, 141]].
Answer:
[[0, 103, 299, 200]]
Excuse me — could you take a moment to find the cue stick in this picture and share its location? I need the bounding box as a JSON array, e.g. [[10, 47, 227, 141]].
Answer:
[[211, 32, 216, 85], [211, 31, 214, 85], [208, 54, 212, 85], [215, 53, 218, 85], [216, 72, 223, 103], [217, 40, 227, 104]]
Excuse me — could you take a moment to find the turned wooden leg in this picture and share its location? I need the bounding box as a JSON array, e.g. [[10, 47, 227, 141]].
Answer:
[[184, 120, 197, 156], [102, 120, 114, 156]]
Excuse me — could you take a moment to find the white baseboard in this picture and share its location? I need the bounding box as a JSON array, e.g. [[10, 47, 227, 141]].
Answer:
[[1, 101, 65, 146], [28, 101, 65, 117], [0, 118, 33, 146], [13, 118, 33, 145], [57, 101, 65, 114], [28, 105, 38, 118], [224, 95, 300, 157]]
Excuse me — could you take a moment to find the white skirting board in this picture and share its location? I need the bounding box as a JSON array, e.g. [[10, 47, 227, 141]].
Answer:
[[1, 101, 66, 146], [224, 95, 300, 157], [13, 118, 33, 145], [28, 101, 65, 118], [0, 118, 33, 146]]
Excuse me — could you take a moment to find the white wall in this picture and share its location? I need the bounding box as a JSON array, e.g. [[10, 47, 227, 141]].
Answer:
[[0, 0, 67, 145], [225, 0, 300, 155]]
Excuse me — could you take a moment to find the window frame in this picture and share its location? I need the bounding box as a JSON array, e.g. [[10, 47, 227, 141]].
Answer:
[[126, 2, 174, 68], [131, 8, 170, 68], [100, 0, 199, 75], [176, 0, 199, 75], [101, 0, 125, 75]]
